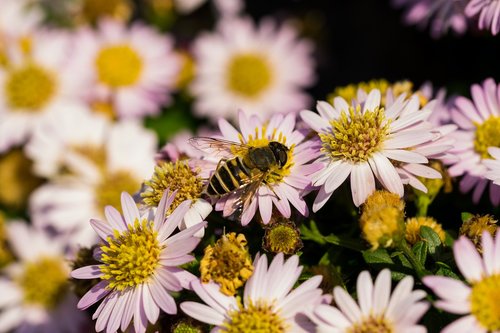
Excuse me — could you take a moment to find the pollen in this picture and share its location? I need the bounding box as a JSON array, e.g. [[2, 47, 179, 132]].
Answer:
[[5, 63, 56, 110], [263, 219, 303, 254], [319, 105, 389, 163], [226, 53, 273, 99], [200, 233, 253, 296], [405, 216, 446, 246], [474, 116, 500, 159], [95, 170, 141, 213], [95, 45, 143, 87], [329, 79, 389, 104], [348, 315, 394, 333], [141, 161, 203, 214], [360, 191, 405, 250], [16, 257, 69, 309], [222, 301, 288, 333], [469, 274, 500, 331], [100, 218, 161, 290]]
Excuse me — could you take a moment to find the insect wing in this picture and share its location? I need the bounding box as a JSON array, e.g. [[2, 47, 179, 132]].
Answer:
[[225, 173, 265, 222], [189, 137, 249, 159]]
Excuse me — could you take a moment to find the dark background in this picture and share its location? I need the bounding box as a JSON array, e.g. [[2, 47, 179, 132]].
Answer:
[[245, 0, 500, 99]]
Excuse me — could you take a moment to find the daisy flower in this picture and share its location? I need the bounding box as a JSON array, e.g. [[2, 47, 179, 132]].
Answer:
[[447, 78, 500, 205], [300, 89, 443, 210], [466, 0, 500, 35], [29, 119, 157, 247], [72, 19, 180, 119], [0, 30, 86, 152], [0, 0, 43, 42], [484, 147, 500, 185], [71, 191, 206, 333], [312, 269, 429, 333], [423, 231, 500, 333], [190, 16, 315, 122], [207, 110, 320, 226], [180, 253, 326, 332], [0, 222, 89, 333], [392, 0, 468, 38]]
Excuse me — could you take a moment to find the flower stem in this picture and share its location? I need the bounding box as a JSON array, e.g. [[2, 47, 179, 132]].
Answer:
[[399, 240, 428, 279]]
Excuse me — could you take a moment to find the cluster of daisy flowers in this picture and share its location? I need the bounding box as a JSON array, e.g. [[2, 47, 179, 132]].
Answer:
[[1, 0, 500, 332]]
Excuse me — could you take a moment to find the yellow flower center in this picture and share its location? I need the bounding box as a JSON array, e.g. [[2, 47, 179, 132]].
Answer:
[[474, 116, 500, 159], [95, 45, 143, 88], [70, 144, 107, 170], [100, 219, 161, 291], [319, 105, 389, 163], [5, 63, 56, 110], [0, 212, 12, 268], [235, 127, 294, 185], [200, 233, 253, 296], [226, 53, 273, 99], [405, 216, 446, 246], [141, 161, 203, 214], [95, 170, 141, 213], [222, 301, 288, 333], [90, 100, 117, 120], [348, 315, 394, 333], [263, 220, 302, 254], [81, 0, 132, 23], [0, 149, 43, 209], [16, 257, 68, 309], [460, 214, 498, 253], [470, 274, 500, 331]]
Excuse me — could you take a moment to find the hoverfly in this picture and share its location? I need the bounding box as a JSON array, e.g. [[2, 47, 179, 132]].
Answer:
[[189, 137, 289, 220]]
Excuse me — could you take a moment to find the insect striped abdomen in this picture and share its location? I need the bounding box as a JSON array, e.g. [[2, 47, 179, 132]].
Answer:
[[207, 157, 252, 196]]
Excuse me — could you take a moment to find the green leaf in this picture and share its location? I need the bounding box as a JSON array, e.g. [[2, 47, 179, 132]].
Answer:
[[300, 220, 325, 245], [362, 248, 394, 264], [435, 262, 461, 279], [461, 212, 473, 223], [412, 241, 428, 265], [420, 226, 442, 254]]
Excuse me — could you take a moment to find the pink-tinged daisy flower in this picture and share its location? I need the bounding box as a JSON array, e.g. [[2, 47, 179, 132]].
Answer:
[[447, 78, 500, 205], [181, 253, 327, 332], [190, 16, 315, 122], [71, 191, 206, 333], [72, 19, 180, 119], [300, 89, 443, 210], [202, 110, 319, 226], [29, 120, 157, 247], [312, 269, 429, 333], [484, 147, 500, 185], [423, 231, 500, 333], [466, 0, 500, 35], [0, 222, 89, 333], [0, 0, 43, 42], [392, 0, 468, 38], [0, 30, 87, 152]]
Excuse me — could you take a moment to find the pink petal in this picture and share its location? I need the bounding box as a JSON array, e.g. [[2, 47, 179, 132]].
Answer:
[[333, 287, 362, 323], [422, 276, 470, 302], [90, 219, 113, 241], [371, 153, 404, 197], [356, 271, 373, 316], [71, 265, 103, 279], [454, 236, 485, 282], [180, 302, 225, 326], [149, 276, 177, 314], [121, 192, 140, 226], [142, 284, 160, 322], [77, 281, 110, 310], [350, 162, 375, 207], [442, 315, 486, 333], [104, 206, 126, 232]]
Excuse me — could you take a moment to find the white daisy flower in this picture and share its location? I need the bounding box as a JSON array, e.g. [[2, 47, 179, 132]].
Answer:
[[0, 0, 43, 42], [29, 120, 157, 247], [423, 231, 500, 333], [72, 191, 206, 333], [191, 16, 315, 122], [181, 253, 327, 332], [484, 147, 500, 185], [0, 222, 89, 333], [312, 269, 429, 333], [72, 19, 180, 119], [300, 89, 443, 210], [0, 30, 87, 152]]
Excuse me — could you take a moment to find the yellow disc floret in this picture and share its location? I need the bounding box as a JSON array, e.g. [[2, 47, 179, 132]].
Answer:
[[17, 257, 68, 309], [348, 315, 394, 333], [100, 219, 161, 291], [469, 274, 500, 331], [263, 219, 302, 254], [96, 45, 143, 87], [222, 301, 288, 333], [226, 53, 273, 98], [474, 116, 500, 159], [405, 216, 446, 246], [360, 191, 405, 250], [5, 63, 56, 110], [200, 233, 253, 296], [95, 170, 141, 213], [320, 105, 390, 163], [460, 214, 498, 253], [80, 0, 132, 23], [141, 161, 203, 214]]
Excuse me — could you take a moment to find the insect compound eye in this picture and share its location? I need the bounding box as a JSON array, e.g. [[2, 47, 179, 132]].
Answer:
[[270, 142, 288, 168]]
